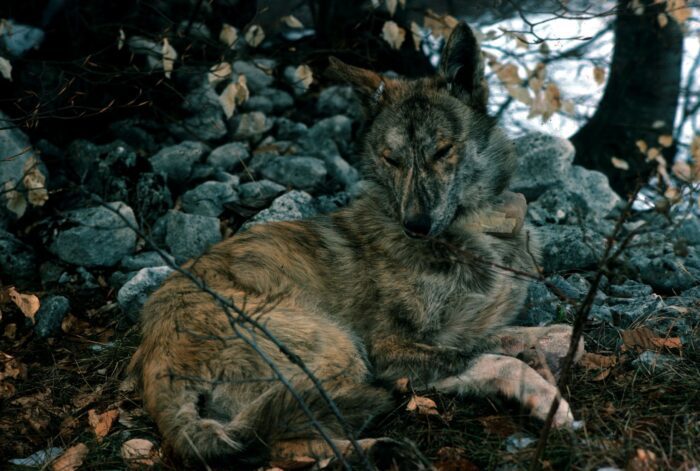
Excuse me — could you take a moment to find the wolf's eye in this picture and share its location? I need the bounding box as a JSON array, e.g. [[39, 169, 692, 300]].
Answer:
[[381, 149, 400, 167], [433, 145, 453, 161]]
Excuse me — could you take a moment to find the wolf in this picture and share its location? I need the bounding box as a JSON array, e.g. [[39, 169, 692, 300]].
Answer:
[[128, 22, 582, 467]]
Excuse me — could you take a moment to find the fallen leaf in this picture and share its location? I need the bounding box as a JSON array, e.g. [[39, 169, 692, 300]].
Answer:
[[382, 21, 405, 50], [88, 408, 119, 442], [423, 10, 459, 38], [579, 352, 617, 369], [4, 180, 27, 217], [208, 62, 232, 84], [281, 15, 303, 29], [7, 287, 40, 323], [593, 66, 606, 85], [658, 134, 673, 148], [51, 443, 88, 471], [435, 446, 479, 471], [394, 377, 410, 393], [292, 64, 313, 92], [0, 351, 24, 381], [121, 438, 159, 468], [0, 56, 12, 81], [245, 24, 265, 48], [666, 0, 691, 24], [386, 0, 398, 16], [561, 100, 575, 114], [406, 394, 439, 416], [161, 38, 177, 79], [627, 448, 658, 471], [269, 456, 316, 470], [410, 21, 422, 51], [23, 156, 49, 206], [611, 157, 630, 170], [635, 139, 648, 154], [219, 23, 238, 48], [622, 327, 682, 352], [657, 12, 669, 28]]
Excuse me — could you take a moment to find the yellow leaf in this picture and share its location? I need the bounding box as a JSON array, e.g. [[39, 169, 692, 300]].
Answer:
[[410, 21, 422, 51], [667, 0, 691, 24], [382, 21, 405, 50], [593, 66, 606, 85], [88, 409, 119, 442], [507, 85, 532, 105], [244, 24, 265, 48], [657, 13, 669, 28], [51, 443, 88, 471], [543, 82, 561, 120], [646, 147, 660, 160], [235, 74, 249, 104], [218, 82, 238, 119], [121, 438, 159, 468], [0, 56, 12, 81], [492, 62, 520, 86], [161, 38, 177, 79], [208, 62, 232, 84], [281, 15, 303, 29], [23, 156, 48, 207], [7, 287, 40, 324], [611, 157, 629, 170], [219, 23, 238, 48], [658, 134, 673, 147], [635, 139, 648, 154], [386, 0, 398, 16]]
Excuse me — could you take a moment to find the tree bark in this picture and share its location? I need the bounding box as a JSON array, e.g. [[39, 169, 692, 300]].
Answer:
[[570, 0, 684, 198]]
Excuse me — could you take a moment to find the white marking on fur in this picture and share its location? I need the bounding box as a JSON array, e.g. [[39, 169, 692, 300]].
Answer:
[[386, 127, 405, 149]]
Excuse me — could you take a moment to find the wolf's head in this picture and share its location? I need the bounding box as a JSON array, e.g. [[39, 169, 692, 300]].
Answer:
[[327, 23, 516, 238]]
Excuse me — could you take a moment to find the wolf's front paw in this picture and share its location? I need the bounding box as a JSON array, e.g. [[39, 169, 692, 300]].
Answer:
[[527, 388, 575, 428]]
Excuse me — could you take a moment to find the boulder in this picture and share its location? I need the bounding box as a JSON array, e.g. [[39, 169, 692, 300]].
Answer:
[[118, 266, 174, 322], [242, 191, 317, 229], [34, 295, 70, 338], [259, 156, 327, 192], [149, 141, 209, 185], [181, 181, 239, 217], [155, 210, 221, 262]]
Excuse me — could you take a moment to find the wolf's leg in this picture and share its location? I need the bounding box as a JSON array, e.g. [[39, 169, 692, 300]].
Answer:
[[430, 353, 575, 427]]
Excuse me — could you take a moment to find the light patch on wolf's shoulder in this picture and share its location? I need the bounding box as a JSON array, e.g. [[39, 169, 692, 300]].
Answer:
[[386, 127, 406, 148]]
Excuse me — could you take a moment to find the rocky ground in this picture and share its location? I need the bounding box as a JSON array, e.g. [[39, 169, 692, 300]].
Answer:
[[1, 51, 699, 470]]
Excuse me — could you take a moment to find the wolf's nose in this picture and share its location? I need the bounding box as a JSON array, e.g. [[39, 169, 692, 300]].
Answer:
[[403, 215, 432, 237]]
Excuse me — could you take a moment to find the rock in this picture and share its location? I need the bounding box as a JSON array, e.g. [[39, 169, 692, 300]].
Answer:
[[527, 189, 591, 226], [0, 229, 36, 286], [134, 172, 173, 225], [283, 65, 311, 95], [168, 108, 228, 141], [323, 153, 360, 189], [517, 281, 559, 326], [510, 133, 574, 200], [632, 351, 681, 374], [182, 83, 220, 112], [608, 294, 665, 327], [563, 166, 621, 219], [66, 140, 138, 201], [50, 202, 138, 267], [109, 271, 137, 289], [181, 181, 239, 217], [238, 180, 285, 208], [76, 267, 99, 289], [607, 279, 654, 298], [34, 295, 70, 338], [0, 20, 44, 57], [39, 261, 64, 286], [157, 210, 221, 261], [260, 88, 294, 112], [676, 217, 700, 246], [232, 112, 274, 140], [316, 85, 363, 120], [118, 267, 174, 322], [259, 156, 327, 192], [316, 192, 351, 213], [275, 118, 308, 141], [149, 141, 209, 186], [232, 60, 274, 93], [539, 226, 605, 273], [634, 255, 699, 293], [307, 115, 353, 154], [121, 251, 174, 271], [242, 191, 317, 229], [110, 119, 159, 155], [241, 95, 274, 114], [207, 142, 250, 171]]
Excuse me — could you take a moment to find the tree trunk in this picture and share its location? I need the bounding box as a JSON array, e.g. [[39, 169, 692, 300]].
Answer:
[[570, 0, 684, 198]]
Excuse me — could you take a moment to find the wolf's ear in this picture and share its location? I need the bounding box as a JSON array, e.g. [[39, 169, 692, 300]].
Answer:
[[439, 23, 488, 112], [326, 57, 394, 114]]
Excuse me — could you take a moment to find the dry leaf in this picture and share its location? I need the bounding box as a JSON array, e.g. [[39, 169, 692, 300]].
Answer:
[[627, 448, 658, 471], [382, 21, 405, 50], [386, 0, 398, 16], [88, 409, 119, 442], [622, 327, 682, 352], [23, 156, 49, 206], [51, 443, 88, 471], [161, 38, 176, 79], [269, 456, 317, 470], [635, 139, 648, 154], [666, 0, 691, 24], [593, 66, 606, 85], [424, 10, 459, 38], [646, 147, 661, 161], [658, 134, 673, 147], [281, 15, 303, 29], [245, 25, 265, 48], [561, 100, 575, 114], [492, 62, 521, 85], [219, 23, 238, 48], [0, 56, 12, 81], [208, 62, 232, 84], [611, 157, 630, 170], [121, 438, 159, 468], [218, 75, 249, 119], [293, 64, 314, 92], [580, 352, 617, 370], [8, 287, 40, 323], [0, 351, 23, 381], [657, 13, 669, 28], [406, 394, 439, 416], [435, 446, 480, 471], [410, 21, 422, 51], [4, 180, 27, 217]]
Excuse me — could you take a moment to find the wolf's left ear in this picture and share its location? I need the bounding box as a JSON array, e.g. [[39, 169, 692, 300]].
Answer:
[[439, 23, 488, 112], [326, 57, 395, 115]]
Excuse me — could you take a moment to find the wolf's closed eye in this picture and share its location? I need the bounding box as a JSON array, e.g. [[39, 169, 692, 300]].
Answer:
[[433, 145, 453, 161]]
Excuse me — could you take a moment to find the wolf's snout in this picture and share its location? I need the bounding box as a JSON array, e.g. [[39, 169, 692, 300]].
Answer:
[[402, 214, 432, 237]]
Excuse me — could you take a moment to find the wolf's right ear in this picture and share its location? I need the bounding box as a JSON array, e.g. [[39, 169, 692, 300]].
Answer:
[[439, 23, 488, 112], [326, 57, 394, 114]]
